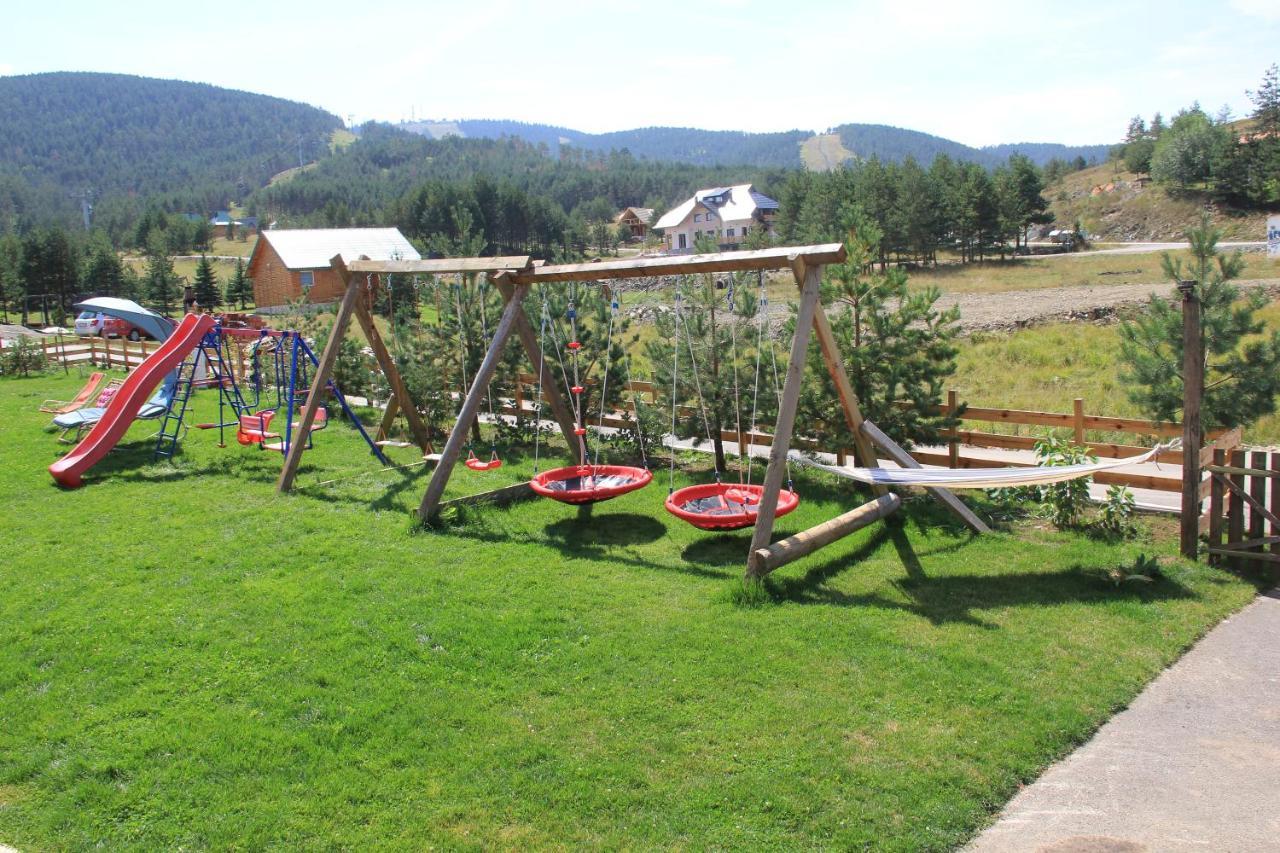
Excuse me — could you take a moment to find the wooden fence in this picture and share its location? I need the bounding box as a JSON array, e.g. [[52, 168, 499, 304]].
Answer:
[[39, 336, 163, 371], [1203, 448, 1280, 568], [509, 374, 1238, 497]]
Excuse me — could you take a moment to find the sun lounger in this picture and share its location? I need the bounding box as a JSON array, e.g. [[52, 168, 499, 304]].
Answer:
[[39, 372, 105, 414]]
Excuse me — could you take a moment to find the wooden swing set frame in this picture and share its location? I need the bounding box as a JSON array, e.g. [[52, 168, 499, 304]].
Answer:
[[277, 245, 987, 578]]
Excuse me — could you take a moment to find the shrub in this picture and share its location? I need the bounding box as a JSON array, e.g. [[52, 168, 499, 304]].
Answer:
[[0, 337, 49, 377]]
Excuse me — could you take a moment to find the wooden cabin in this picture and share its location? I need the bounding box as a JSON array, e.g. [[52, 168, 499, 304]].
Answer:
[[614, 207, 655, 239], [248, 228, 420, 309]]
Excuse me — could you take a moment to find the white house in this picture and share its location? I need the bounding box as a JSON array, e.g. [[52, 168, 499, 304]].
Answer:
[[653, 184, 779, 253]]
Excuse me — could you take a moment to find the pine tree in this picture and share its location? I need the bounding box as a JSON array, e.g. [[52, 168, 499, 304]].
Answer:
[[227, 257, 250, 309], [1247, 63, 1280, 133], [193, 254, 220, 310], [144, 239, 179, 313], [82, 245, 125, 297], [1119, 216, 1280, 428]]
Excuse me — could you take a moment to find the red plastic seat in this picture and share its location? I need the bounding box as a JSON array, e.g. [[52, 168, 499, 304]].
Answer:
[[664, 482, 800, 530], [530, 465, 652, 505], [236, 410, 277, 445], [466, 449, 503, 471]]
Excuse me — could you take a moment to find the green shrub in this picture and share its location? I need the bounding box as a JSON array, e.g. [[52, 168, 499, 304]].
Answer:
[[0, 337, 49, 377]]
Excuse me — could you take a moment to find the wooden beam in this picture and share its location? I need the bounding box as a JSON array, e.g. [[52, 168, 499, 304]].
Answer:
[[436, 481, 536, 512], [419, 283, 529, 521], [751, 493, 902, 576], [747, 264, 823, 576], [860, 419, 991, 534], [377, 394, 400, 442], [347, 256, 532, 275], [1180, 279, 1203, 558], [511, 243, 847, 285], [491, 273, 582, 461], [277, 255, 361, 492], [353, 297, 434, 453]]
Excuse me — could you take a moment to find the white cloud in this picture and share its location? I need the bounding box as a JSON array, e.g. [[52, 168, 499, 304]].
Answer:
[[0, 63, 14, 76], [1230, 0, 1280, 20]]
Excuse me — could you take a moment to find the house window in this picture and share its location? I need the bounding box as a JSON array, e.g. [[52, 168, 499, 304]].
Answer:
[[706, 213, 716, 221], [299, 271, 314, 290], [741, 226, 749, 236], [727, 228, 735, 237], [694, 213, 703, 223]]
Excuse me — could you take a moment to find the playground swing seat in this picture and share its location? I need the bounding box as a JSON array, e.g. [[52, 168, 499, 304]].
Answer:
[[661, 279, 800, 531], [526, 283, 652, 505]]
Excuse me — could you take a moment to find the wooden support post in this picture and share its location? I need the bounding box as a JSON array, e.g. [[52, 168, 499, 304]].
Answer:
[[751, 493, 902, 576], [1180, 280, 1202, 559], [491, 274, 581, 461], [277, 256, 362, 493], [419, 283, 530, 521], [861, 419, 991, 535], [947, 389, 959, 469], [377, 394, 400, 442], [747, 264, 823, 576], [1209, 449, 1225, 564], [1073, 397, 1085, 446], [353, 297, 434, 453]]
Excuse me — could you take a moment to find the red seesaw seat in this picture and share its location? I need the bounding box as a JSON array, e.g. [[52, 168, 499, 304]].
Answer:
[[530, 464, 652, 505], [665, 482, 800, 531]]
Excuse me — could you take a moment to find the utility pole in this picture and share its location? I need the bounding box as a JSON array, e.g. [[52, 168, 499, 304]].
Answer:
[[1180, 279, 1203, 559]]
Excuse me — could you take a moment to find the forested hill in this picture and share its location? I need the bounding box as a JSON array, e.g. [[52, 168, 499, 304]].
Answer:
[[400, 118, 1108, 170], [0, 72, 342, 227]]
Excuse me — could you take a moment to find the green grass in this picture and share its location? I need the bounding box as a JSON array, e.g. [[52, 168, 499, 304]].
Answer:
[[0, 371, 1268, 848]]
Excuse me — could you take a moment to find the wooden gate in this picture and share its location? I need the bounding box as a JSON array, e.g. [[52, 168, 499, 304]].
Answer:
[[1205, 449, 1280, 568]]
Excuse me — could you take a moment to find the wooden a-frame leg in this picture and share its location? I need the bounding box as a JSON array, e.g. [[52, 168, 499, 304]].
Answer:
[[377, 394, 400, 442], [419, 283, 530, 521], [491, 274, 583, 463], [747, 263, 823, 576], [353, 298, 434, 453], [278, 257, 360, 493]]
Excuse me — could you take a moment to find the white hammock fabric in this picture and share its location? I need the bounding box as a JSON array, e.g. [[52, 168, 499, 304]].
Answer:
[[790, 441, 1180, 490]]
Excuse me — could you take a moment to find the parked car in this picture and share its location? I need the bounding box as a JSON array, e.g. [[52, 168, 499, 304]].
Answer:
[[73, 311, 150, 341]]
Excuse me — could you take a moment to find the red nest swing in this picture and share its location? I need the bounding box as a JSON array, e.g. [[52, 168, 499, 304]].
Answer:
[[665, 482, 800, 531], [530, 464, 653, 505]]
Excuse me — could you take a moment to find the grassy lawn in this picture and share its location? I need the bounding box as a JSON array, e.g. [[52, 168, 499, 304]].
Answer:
[[0, 371, 1268, 848]]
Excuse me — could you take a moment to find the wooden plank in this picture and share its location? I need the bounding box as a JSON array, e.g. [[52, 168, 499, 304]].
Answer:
[[1227, 451, 1246, 558], [419, 283, 529, 521], [1217, 463, 1280, 531], [512, 244, 847, 285], [947, 389, 959, 468], [436, 481, 536, 512], [1272, 452, 1280, 561], [353, 298, 434, 453], [277, 255, 362, 493], [952, 405, 1075, 428], [1205, 547, 1280, 564], [861, 419, 991, 534], [1251, 448, 1269, 563], [747, 264, 823, 575], [377, 394, 400, 442], [1199, 426, 1243, 466], [1205, 464, 1279, 479], [804, 261, 885, 497], [1210, 449, 1226, 564], [1180, 280, 1203, 559], [347, 256, 532, 275], [1073, 397, 1085, 445], [750, 493, 902, 576], [492, 274, 582, 461]]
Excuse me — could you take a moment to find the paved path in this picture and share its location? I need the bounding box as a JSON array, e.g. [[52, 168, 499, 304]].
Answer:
[[1032, 241, 1266, 258], [968, 588, 1280, 852]]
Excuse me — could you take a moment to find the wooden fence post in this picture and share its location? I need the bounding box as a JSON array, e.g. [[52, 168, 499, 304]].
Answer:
[[1180, 280, 1202, 559], [1073, 397, 1085, 446], [1208, 448, 1225, 564], [948, 389, 959, 468]]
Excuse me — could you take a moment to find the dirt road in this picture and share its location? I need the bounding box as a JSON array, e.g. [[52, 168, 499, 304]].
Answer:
[[941, 278, 1280, 333]]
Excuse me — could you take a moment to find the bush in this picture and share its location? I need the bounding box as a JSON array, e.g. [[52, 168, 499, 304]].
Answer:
[[0, 337, 49, 377], [1096, 484, 1137, 538]]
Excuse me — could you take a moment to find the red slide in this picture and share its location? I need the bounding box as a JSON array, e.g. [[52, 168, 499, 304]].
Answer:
[[49, 313, 216, 488]]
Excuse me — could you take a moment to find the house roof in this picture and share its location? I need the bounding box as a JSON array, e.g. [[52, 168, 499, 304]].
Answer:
[[254, 228, 421, 270], [653, 184, 778, 230], [615, 207, 655, 224]]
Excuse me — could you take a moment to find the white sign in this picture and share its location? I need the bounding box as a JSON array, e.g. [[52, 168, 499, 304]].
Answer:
[[1270, 215, 1280, 258]]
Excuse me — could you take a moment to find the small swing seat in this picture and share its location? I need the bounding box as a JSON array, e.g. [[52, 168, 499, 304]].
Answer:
[[236, 410, 278, 445], [530, 464, 652, 505], [466, 450, 503, 472], [665, 482, 800, 531]]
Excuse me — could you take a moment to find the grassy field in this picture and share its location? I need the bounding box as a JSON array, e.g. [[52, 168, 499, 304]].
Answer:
[[0, 371, 1268, 848], [949, 301, 1280, 445]]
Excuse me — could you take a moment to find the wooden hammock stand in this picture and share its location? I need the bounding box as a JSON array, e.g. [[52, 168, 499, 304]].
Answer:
[[278, 245, 987, 578]]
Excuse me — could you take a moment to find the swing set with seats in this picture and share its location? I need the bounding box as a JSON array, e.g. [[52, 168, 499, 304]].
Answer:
[[285, 245, 991, 579]]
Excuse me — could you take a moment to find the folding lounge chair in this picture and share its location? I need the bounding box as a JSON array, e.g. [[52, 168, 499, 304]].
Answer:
[[52, 382, 173, 444], [40, 372, 105, 414]]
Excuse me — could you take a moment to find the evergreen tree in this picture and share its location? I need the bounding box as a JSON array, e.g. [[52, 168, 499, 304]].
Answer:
[[193, 254, 221, 310], [1119, 216, 1280, 428], [797, 212, 962, 451], [144, 239, 180, 313], [226, 257, 251, 309], [1247, 63, 1280, 133], [82, 245, 125, 297], [0, 233, 21, 322]]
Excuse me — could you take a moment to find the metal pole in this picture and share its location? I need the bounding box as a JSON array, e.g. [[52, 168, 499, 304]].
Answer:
[[1180, 279, 1203, 560]]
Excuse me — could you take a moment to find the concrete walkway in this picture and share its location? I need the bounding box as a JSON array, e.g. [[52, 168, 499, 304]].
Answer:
[[969, 588, 1280, 852]]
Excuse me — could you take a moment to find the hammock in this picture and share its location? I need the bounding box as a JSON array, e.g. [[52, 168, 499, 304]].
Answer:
[[790, 441, 1180, 490]]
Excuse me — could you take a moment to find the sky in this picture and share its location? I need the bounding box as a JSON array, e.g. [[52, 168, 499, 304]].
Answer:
[[2, 0, 1277, 147]]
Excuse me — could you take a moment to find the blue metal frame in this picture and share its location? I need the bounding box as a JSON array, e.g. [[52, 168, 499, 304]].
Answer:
[[294, 334, 389, 465]]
